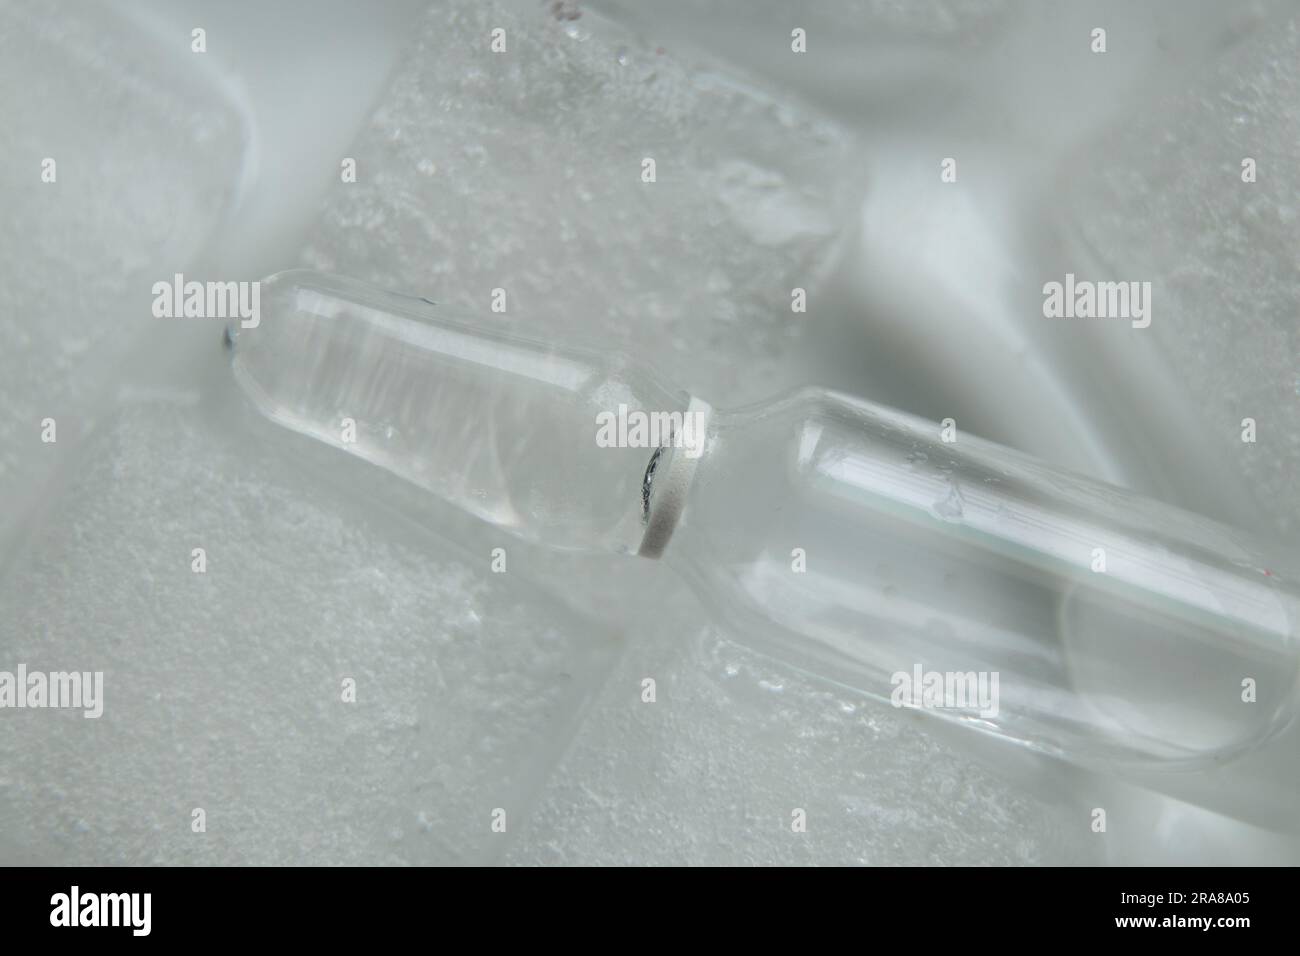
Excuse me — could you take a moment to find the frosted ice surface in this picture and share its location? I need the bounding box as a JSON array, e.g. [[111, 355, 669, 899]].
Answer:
[[586, 0, 1015, 116], [590, 0, 1014, 47], [0, 1, 242, 540], [290, 0, 1105, 864], [301, 0, 858, 407], [506, 617, 1101, 865], [0, 404, 618, 864], [0, 0, 1152, 864], [1067, 16, 1300, 536]]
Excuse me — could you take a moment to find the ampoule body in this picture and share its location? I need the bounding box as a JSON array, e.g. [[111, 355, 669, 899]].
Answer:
[[228, 270, 1300, 769]]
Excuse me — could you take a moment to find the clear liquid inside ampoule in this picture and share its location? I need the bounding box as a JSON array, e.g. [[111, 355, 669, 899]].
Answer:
[[667, 389, 1300, 768], [229, 270, 684, 553]]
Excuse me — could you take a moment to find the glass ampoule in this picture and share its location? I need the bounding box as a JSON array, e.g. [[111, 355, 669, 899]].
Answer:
[[228, 270, 1300, 770]]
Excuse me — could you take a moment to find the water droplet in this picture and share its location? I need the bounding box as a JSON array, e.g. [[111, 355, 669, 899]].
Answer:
[[933, 481, 965, 522]]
